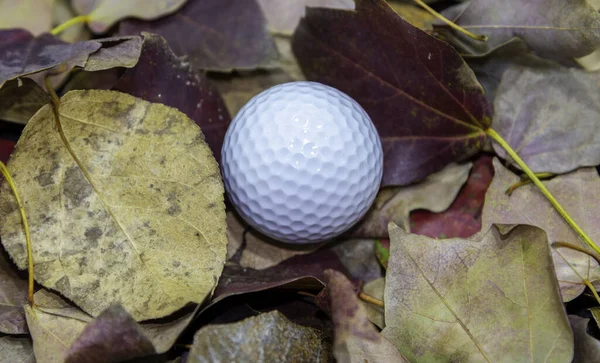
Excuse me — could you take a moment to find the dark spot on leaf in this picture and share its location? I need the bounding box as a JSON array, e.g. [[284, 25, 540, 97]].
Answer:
[[63, 166, 93, 208], [172, 260, 180, 267], [84, 227, 103, 248], [56, 275, 71, 292]]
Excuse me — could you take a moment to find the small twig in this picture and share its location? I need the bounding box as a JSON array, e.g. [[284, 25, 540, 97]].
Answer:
[[297, 291, 317, 298], [50, 15, 89, 36], [359, 292, 384, 307], [506, 172, 554, 196], [412, 0, 487, 41]]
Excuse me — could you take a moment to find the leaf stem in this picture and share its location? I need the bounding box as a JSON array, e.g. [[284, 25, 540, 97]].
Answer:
[[506, 172, 554, 196], [359, 292, 384, 307], [412, 0, 487, 41], [553, 242, 600, 266], [583, 279, 600, 306], [0, 162, 35, 305], [486, 128, 600, 256], [50, 15, 89, 36]]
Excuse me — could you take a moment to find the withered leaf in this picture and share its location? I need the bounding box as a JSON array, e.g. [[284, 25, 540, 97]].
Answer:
[[120, 0, 279, 72], [292, 0, 492, 186], [25, 290, 92, 363], [387, 1, 436, 31], [65, 305, 156, 363], [480, 159, 600, 301], [324, 270, 406, 363], [491, 61, 600, 174], [0, 90, 227, 320], [353, 162, 471, 237], [0, 0, 53, 35], [0, 78, 48, 125], [439, 0, 600, 60], [409, 155, 494, 239], [361, 277, 384, 329], [0, 335, 34, 363], [0, 29, 142, 88], [188, 310, 332, 362], [256, 0, 354, 35], [113, 33, 230, 162], [72, 0, 188, 33], [569, 315, 600, 363], [0, 248, 28, 334], [384, 223, 573, 362], [331, 239, 383, 282], [226, 211, 320, 270]]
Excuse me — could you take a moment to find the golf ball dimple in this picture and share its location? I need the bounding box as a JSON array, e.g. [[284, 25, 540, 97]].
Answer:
[[221, 81, 383, 244]]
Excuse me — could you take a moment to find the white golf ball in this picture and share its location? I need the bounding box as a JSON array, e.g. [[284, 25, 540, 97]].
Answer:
[[221, 81, 383, 244]]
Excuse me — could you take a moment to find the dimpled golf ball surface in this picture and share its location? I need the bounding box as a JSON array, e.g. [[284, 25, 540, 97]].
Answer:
[[222, 82, 383, 244]]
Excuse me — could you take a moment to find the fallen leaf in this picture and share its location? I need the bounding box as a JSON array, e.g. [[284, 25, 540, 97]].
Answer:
[[210, 69, 295, 117], [387, 1, 436, 31], [0, 248, 28, 334], [188, 310, 332, 362], [226, 211, 319, 270], [362, 277, 385, 329], [273, 35, 305, 81], [0, 29, 142, 88], [491, 60, 600, 174], [0, 78, 48, 125], [353, 162, 472, 237], [256, 0, 354, 35], [120, 0, 279, 72], [0, 335, 34, 363], [480, 158, 600, 301], [25, 290, 92, 363], [0, 29, 99, 88], [113, 33, 230, 162], [72, 0, 188, 33], [0, 0, 54, 35], [212, 248, 348, 307], [0, 90, 227, 320], [569, 315, 600, 363], [324, 269, 407, 363], [62, 68, 124, 93], [438, 0, 600, 60], [591, 307, 600, 328], [384, 223, 573, 362], [409, 155, 494, 239], [65, 305, 156, 363], [292, 0, 492, 186], [331, 239, 383, 282]]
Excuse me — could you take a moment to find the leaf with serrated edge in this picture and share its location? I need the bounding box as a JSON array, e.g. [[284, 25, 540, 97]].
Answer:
[[479, 158, 600, 301], [0, 90, 227, 320], [384, 223, 573, 362], [188, 311, 332, 362], [292, 0, 491, 186], [72, 0, 188, 33]]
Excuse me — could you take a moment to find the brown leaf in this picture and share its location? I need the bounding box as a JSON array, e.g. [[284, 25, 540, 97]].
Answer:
[[361, 277, 384, 329], [352, 162, 472, 238], [324, 269, 407, 363], [0, 0, 54, 35], [188, 310, 333, 362], [331, 239, 383, 282], [0, 248, 28, 334], [0, 90, 227, 320], [226, 212, 320, 270], [0, 78, 48, 125], [72, 0, 188, 33], [480, 158, 600, 301], [65, 305, 156, 363], [384, 223, 573, 362], [113, 33, 230, 162], [120, 0, 279, 72]]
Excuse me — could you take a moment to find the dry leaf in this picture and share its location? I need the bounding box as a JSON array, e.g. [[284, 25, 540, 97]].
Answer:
[[569, 315, 600, 363], [331, 239, 383, 282], [0, 90, 227, 320], [226, 212, 319, 270], [384, 223, 573, 362], [188, 310, 332, 362], [324, 270, 407, 363], [72, 0, 188, 33], [353, 162, 472, 237], [362, 277, 385, 329], [387, 1, 435, 30], [0, 248, 28, 334], [0, 78, 48, 125], [480, 158, 600, 301], [0, 335, 35, 363], [0, 0, 54, 35]]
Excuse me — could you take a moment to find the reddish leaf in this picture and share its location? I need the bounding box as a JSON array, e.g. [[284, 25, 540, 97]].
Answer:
[[119, 0, 278, 72], [292, 0, 491, 186], [0, 139, 16, 164], [113, 33, 230, 161], [409, 155, 494, 238]]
